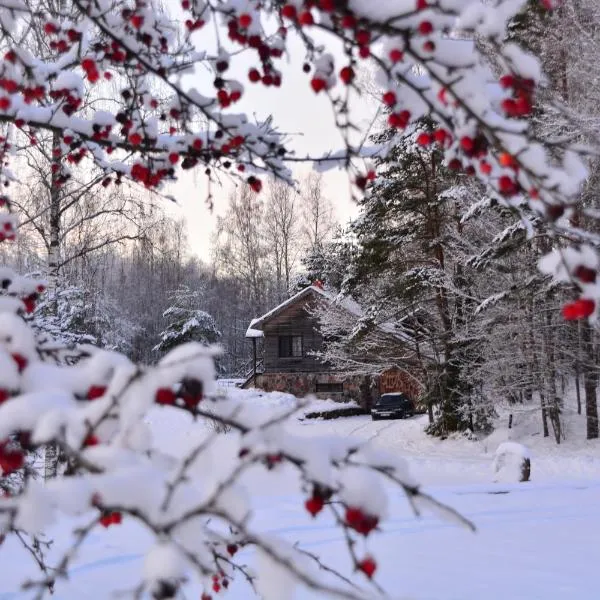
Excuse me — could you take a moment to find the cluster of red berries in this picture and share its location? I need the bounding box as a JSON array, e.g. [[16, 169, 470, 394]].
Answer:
[[0, 220, 15, 243], [155, 377, 203, 409], [99, 511, 122, 527], [47, 26, 81, 54], [130, 163, 173, 189], [499, 75, 534, 118], [345, 505, 379, 536], [209, 572, 229, 594], [21, 284, 45, 314], [0, 440, 24, 475], [81, 58, 100, 84], [49, 87, 82, 116]]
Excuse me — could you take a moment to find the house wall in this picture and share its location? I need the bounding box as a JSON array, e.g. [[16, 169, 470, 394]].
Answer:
[[379, 366, 423, 400], [262, 296, 326, 373]]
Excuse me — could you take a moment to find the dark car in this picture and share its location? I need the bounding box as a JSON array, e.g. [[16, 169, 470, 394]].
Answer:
[[371, 393, 414, 421]]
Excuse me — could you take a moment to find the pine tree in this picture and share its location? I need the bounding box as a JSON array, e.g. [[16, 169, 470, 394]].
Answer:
[[154, 286, 221, 356]]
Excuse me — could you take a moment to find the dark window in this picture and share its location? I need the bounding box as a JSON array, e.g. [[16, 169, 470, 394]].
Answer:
[[316, 382, 344, 394], [278, 335, 303, 358]]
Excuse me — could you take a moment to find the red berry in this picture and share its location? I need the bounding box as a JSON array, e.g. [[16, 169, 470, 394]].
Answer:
[[358, 46, 370, 59], [480, 161, 492, 175], [574, 265, 597, 284], [460, 136, 475, 153], [248, 176, 262, 193], [341, 15, 356, 28], [389, 48, 403, 63], [248, 68, 261, 83], [416, 0, 428, 8], [358, 556, 377, 578], [310, 77, 327, 93], [129, 133, 142, 145], [298, 11, 314, 25], [355, 30, 370, 46], [416, 132, 432, 146], [547, 204, 565, 220], [81, 58, 96, 72], [498, 152, 515, 168], [501, 98, 518, 117], [498, 175, 518, 196], [0, 441, 24, 475], [339, 66, 354, 85], [44, 23, 58, 34], [382, 91, 396, 107], [84, 434, 99, 447], [0, 389, 9, 405], [168, 152, 179, 164], [433, 128, 448, 145], [87, 385, 107, 400], [155, 388, 176, 405], [319, 0, 335, 11], [226, 544, 238, 556], [418, 21, 434, 35], [11, 353, 27, 372], [130, 15, 144, 29], [423, 40, 436, 52], [281, 4, 297, 19], [499, 74, 516, 89], [238, 13, 252, 28], [305, 496, 325, 517], [217, 89, 230, 107], [562, 299, 595, 320]]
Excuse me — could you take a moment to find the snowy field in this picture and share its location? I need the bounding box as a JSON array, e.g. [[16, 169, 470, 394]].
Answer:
[[3, 388, 600, 600]]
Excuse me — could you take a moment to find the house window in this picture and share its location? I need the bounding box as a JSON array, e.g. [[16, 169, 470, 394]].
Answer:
[[279, 335, 303, 358], [316, 382, 344, 394]]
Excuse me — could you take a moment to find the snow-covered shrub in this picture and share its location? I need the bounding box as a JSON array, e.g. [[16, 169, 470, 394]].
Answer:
[[493, 442, 531, 483]]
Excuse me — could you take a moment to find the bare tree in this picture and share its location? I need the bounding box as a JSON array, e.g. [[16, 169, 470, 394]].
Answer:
[[264, 178, 300, 300], [214, 186, 268, 315], [301, 173, 337, 255]]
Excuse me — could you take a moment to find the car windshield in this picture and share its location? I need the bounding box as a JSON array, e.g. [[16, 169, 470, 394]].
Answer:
[[376, 394, 411, 408]]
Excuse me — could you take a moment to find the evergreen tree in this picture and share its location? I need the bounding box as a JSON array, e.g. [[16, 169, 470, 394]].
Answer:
[[330, 122, 495, 436], [154, 285, 221, 357]]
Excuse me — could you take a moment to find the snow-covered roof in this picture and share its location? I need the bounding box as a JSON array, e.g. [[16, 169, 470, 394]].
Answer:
[[245, 285, 413, 344], [245, 327, 263, 338], [245, 286, 328, 337]]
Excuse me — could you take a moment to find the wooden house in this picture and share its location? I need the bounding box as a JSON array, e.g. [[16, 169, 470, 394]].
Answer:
[[243, 285, 422, 407]]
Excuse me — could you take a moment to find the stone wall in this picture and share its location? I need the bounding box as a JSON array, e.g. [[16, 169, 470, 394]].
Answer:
[[254, 372, 377, 408]]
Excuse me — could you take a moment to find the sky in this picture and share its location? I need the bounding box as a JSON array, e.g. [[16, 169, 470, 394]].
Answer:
[[162, 25, 381, 261]]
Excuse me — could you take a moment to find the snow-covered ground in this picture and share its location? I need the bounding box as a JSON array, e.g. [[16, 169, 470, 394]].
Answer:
[[3, 389, 600, 599]]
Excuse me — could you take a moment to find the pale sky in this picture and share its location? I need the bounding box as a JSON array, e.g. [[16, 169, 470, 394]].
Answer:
[[163, 30, 381, 261]]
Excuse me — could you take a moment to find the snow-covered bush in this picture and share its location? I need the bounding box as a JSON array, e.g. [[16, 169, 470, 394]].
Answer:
[[0, 0, 593, 596]]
